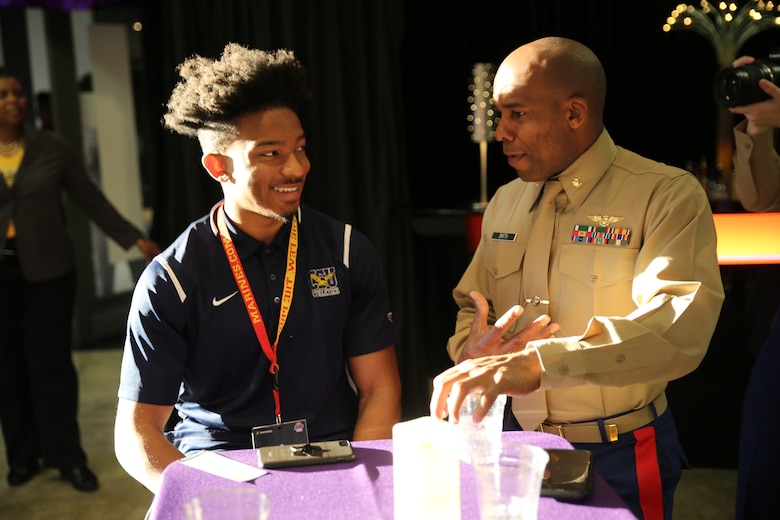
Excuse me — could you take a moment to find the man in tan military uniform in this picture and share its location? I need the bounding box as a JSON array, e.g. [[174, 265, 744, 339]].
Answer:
[[430, 37, 724, 520]]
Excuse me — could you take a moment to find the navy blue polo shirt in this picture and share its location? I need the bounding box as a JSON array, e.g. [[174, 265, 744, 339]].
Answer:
[[118, 203, 397, 454]]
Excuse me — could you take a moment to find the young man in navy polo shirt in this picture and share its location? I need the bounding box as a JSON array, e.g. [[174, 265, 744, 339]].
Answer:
[[114, 44, 402, 494]]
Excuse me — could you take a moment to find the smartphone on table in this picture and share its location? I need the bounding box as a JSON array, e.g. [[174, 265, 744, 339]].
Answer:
[[256, 440, 356, 469], [540, 448, 594, 500]]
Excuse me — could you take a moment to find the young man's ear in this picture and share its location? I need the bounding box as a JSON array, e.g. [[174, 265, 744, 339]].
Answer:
[[202, 153, 230, 182]]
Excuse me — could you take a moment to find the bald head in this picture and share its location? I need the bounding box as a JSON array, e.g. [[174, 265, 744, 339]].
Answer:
[[492, 37, 607, 181], [497, 37, 606, 130]]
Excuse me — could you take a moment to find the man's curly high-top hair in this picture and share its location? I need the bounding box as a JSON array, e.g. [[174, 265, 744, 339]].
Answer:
[[163, 43, 312, 152]]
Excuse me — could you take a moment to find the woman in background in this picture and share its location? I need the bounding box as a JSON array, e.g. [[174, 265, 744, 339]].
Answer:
[[0, 67, 160, 492]]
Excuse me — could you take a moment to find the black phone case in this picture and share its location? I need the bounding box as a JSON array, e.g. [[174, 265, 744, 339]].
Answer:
[[256, 440, 356, 469], [540, 448, 594, 500]]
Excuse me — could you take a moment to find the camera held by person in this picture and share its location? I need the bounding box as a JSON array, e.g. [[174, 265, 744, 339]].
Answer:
[[713, 52, 780, 108]]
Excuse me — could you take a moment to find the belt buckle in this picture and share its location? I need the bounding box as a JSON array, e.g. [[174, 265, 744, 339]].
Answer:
[[547, 423, 565, 438], [607, 423, 618, 442]]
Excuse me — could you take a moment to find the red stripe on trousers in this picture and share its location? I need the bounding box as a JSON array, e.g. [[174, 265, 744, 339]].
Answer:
[[634, 426, 664, 520]]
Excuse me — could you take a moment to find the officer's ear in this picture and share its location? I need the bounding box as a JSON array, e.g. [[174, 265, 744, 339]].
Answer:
[[565, 97, 587, 129]]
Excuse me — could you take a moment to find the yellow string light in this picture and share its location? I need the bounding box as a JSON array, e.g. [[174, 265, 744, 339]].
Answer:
[[467, 63, 497, 143], [662, 1, 780, 65], [467, 63, 497, 209]]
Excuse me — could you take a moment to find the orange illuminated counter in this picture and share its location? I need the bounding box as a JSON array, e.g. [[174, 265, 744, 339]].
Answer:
[[713, 212, 780, 265]]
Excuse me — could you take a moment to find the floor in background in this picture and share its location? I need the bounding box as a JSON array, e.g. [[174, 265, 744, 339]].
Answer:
[[0, 348, 738, 519], [0, 349, 152, 519]]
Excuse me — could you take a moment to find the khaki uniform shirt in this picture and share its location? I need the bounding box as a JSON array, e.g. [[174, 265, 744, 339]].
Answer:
[[733, 119, 780, 212], [447, 129, 725, 424]]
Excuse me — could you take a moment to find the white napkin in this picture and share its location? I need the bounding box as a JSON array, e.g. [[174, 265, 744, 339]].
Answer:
[[178, 450, 267, 482]]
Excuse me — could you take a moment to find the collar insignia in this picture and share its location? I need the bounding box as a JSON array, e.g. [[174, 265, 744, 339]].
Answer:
[[572, 178, 583, 188]]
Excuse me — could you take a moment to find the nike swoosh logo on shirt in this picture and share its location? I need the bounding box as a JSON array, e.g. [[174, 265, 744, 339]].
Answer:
[[212, 291, 239, 307]]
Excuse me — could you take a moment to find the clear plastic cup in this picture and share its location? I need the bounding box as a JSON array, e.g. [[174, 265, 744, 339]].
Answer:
[[450, 392, 507, 464], [183, 487, 271, 520], [472, 442, 549, 520]]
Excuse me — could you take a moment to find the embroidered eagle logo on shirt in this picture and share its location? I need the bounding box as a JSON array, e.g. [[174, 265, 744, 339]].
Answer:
[[309, 267, 341, 297], [572, 215, 631, 246]]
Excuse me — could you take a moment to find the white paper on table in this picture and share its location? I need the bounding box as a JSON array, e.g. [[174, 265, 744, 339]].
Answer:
[[178, 450, 267, 482]]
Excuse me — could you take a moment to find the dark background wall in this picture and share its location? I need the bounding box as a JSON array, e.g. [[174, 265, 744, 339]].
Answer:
[[400, 1, 755, 209]]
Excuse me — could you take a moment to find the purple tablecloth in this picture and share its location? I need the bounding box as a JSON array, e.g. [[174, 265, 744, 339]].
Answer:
[[148, 430, 637, 519]]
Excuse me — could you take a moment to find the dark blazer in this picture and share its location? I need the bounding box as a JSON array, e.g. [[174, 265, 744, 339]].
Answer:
[[0, 126, 143, 281]]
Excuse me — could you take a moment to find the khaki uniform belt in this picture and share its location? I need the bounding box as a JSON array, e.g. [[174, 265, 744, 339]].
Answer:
[[537, 392, 668, 443]]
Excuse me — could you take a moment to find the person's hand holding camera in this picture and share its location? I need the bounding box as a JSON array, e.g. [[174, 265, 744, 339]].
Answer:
[[728, 55, 780, 135]]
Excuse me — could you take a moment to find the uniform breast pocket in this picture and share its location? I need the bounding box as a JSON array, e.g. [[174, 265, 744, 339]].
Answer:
[[559, 244, 638, 317], [482, 238, 527, 314]]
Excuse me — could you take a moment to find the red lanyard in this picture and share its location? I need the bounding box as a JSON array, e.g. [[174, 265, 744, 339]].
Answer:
[[215, 202, 298, 424]]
